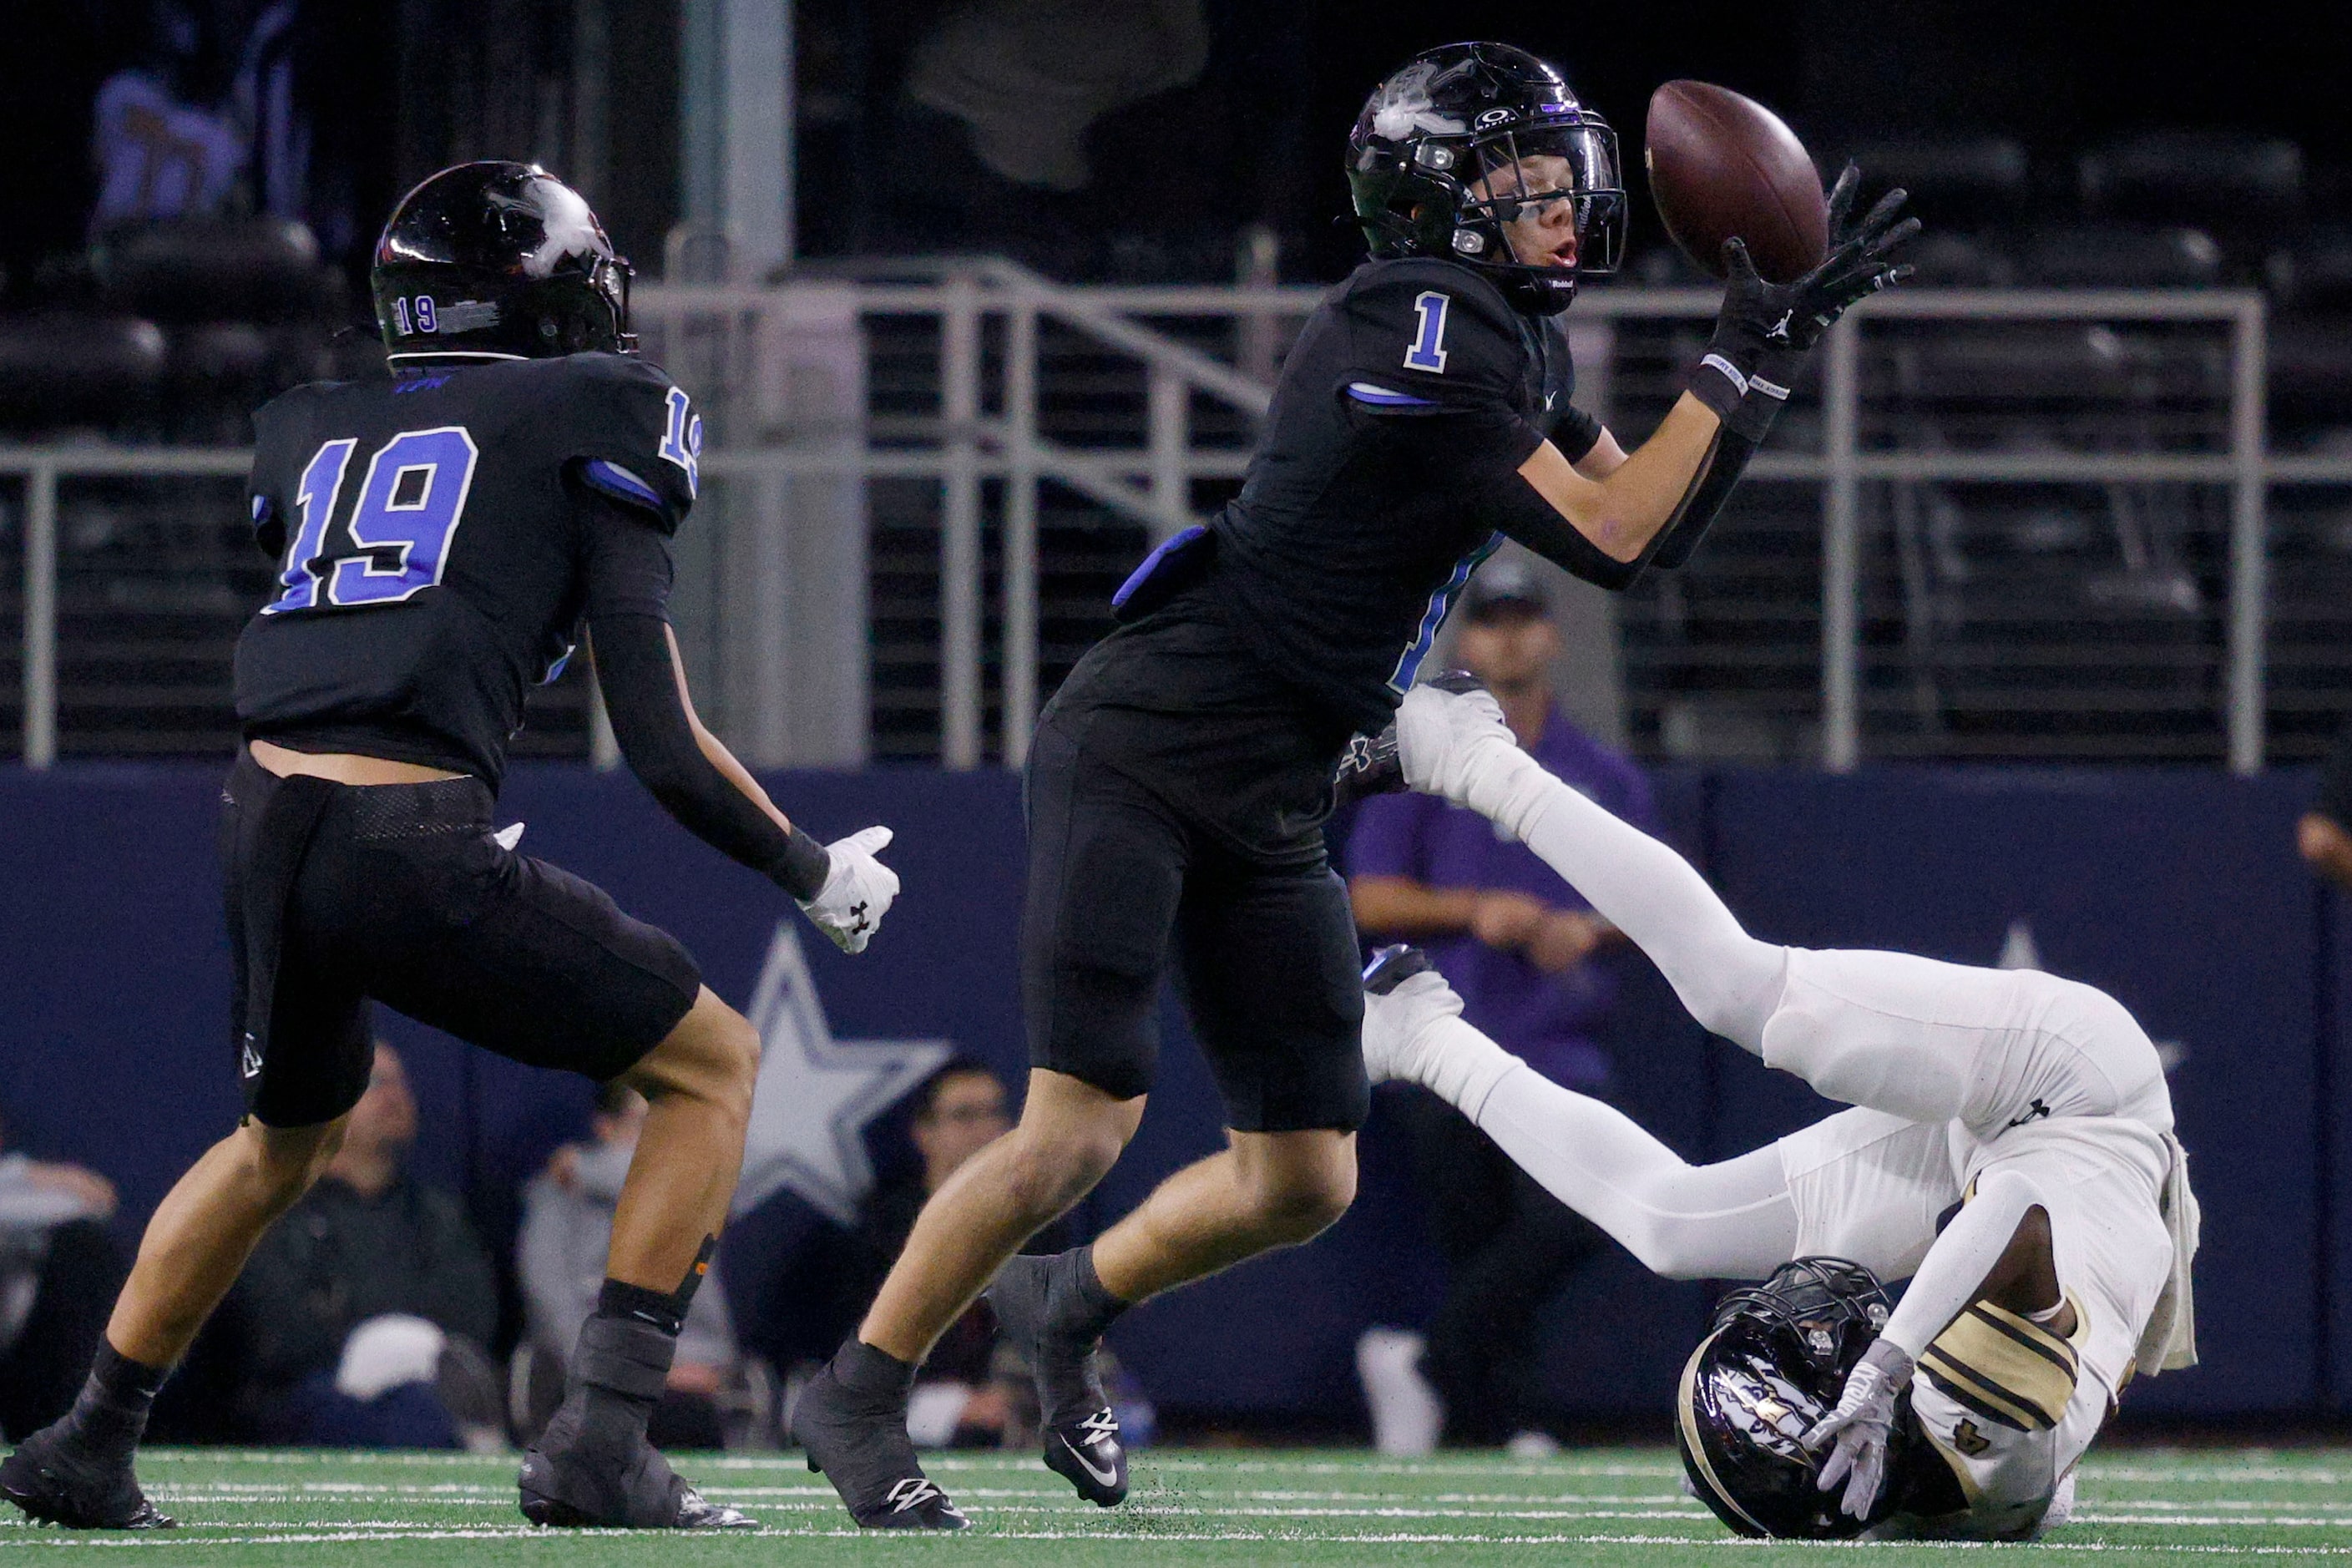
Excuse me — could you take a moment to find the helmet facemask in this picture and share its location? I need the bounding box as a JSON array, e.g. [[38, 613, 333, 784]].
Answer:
[[1450, 122, 1627, 306]]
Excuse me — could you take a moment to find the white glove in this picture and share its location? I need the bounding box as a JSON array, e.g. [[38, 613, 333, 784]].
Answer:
[[797, 826, 899, 954], [1361, 969, 1464, 1086], [1806, 1338, 1914, 1520], [1395, 683, 1525, 816]]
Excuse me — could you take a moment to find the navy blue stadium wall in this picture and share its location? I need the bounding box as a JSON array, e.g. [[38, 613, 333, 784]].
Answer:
[[0, 761, 2334, 1426]]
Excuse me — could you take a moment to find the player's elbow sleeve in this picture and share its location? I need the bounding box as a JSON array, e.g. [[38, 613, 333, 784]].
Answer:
[[1489, 481, 1641, 589]]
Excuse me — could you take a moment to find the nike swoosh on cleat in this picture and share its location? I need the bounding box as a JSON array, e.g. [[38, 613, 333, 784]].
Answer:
[[1060, 1434, 1120, 1489]]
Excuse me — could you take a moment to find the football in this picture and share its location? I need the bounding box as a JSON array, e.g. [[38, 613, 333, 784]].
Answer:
[[1644, 79, 1828, 283]]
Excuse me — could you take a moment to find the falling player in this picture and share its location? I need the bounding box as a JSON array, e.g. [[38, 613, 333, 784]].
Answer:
[[1354, 681, 2198, 1539], [795, 40, 1916, 1527], [2, 163, 900, 1532]]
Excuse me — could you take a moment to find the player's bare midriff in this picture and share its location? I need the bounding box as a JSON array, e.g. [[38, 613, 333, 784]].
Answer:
[[248, 738, 467, 787]]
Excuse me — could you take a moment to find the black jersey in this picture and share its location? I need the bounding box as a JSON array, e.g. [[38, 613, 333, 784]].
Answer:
[[1092, 256, 1601, 737], [233, 352, 701, 786]]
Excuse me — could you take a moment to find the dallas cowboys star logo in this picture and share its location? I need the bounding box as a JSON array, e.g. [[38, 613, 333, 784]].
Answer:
[[732, 921, 955, 1225]]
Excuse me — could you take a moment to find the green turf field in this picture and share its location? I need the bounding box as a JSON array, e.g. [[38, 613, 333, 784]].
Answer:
[[3, 1447, 2348, 1564]]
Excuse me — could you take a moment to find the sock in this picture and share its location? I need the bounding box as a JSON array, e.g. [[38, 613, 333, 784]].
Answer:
[[1055, 1245, 1127, 1337], [561, 1286, 684, 1454], [832, 1338, 918, 1405], [63, 1344, 171, 1463], [1411, 1015, 1522, 1123], [599, 1277, 689, 1337], [1482, 747, 1788, 1052]]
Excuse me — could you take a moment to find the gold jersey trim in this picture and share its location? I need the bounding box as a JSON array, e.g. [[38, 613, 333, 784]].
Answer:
[[1920, 1294, 2081, 1434]]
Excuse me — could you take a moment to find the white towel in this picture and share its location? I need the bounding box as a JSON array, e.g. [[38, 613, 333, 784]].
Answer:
[[2135, 1132, 2200, 1375]]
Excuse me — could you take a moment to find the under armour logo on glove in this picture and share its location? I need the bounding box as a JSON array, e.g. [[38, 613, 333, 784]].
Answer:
[[797, 826, 900, 955], [2004, 1098, 2054, 1130]]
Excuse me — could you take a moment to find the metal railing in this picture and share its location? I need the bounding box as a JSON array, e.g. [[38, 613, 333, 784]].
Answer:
[[10, 267, 2349, 772]]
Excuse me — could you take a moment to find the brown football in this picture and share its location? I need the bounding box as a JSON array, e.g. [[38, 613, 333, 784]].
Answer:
[[1644, 80, 1828, 283]]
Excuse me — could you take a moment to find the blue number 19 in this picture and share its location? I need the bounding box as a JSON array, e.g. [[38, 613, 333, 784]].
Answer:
[[263, 426, 480, 614], [1403, 291, 1451, 374]]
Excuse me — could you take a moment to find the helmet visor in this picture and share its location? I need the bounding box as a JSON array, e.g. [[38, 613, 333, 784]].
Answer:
[[1462, 121, 1626, 274]]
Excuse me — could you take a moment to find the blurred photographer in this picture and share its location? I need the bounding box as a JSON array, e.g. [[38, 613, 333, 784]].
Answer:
[[0, 1108, 124, 1442], [518, 1084, 741, 1450], [1348, 561, 1656, 1453], [231, 1043, 502, 1449]]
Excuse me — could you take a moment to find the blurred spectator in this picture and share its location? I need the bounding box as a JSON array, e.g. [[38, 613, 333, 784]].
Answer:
[[832, 1060, 1035, 1448], [2299, 724, 2352, 892], [0, 1108, 125, 1442], [517, 1083, 739, 1451], [906, 0, 1208, 194], [230, 1042, 503, 1449], [85, 2, 385, 266], [1348, 562, 1657, 1454]]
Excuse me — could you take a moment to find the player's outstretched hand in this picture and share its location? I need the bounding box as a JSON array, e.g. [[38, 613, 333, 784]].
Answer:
[[1396, 680, 1520, 811], [1711, 166, 1918, 374], [1804, 1337, 1914, 1520], [798, 826, 899, 954]]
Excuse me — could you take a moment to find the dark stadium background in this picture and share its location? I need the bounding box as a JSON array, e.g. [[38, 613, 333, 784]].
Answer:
[[3, 0, 2352, 1449]]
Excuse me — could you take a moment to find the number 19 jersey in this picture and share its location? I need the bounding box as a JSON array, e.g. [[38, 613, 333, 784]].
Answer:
[[233, 352, 700, 787]]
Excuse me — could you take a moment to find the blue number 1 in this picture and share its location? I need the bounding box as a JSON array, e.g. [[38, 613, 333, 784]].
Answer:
[[1403, 291, 1451, 373], [263, 438, 357, 615]]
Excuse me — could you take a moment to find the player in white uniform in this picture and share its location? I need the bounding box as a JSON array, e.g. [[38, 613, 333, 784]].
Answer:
[[1361, 683, 2198, 1539]]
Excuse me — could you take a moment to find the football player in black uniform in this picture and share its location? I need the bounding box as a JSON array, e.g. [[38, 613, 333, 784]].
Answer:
[[794, 42, 1916, 1530], [0, 163, 902, 1533]]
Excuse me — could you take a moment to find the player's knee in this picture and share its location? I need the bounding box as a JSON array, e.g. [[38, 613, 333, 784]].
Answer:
[[996, 1122, 1121, 1221], [1248, 1147, 1357, 1244], [240, 1119, 343, 1207], [630, 991, 760, 1125]]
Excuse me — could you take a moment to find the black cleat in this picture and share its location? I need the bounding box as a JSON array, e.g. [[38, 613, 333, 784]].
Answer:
[[987, 1253, 1127, 1507], [519, 1393, 756, 1530], [1330, 670, 1489, 808], [1, 1426, 175, 1530], [795, 1363, 969, 1530], [1362, 943, 1435, 996]]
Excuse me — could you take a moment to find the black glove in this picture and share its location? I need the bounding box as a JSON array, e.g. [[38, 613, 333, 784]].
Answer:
[[1691, 164, 1919, 434]]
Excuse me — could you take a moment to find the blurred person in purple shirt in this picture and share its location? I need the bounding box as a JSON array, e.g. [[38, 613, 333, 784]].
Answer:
[[1347, 560, 1656, 1452]]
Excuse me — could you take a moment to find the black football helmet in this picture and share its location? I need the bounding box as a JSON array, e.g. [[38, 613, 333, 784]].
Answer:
[[1677, 1258, 1963, 1539], [371, 161, 635, 362], [1347, 42, 1626, 316]]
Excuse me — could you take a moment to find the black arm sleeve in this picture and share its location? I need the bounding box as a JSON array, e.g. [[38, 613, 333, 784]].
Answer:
[[1474, 468, 1642, 592], [581, 504, 830, 898], [1552, 403, 1605, 466], [1645, 427, 1761, 572]]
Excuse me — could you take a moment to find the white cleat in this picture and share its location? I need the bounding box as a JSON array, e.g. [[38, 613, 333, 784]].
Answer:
[[1396, 679, 1520, 809], [1360, 946, 1465, 1087]]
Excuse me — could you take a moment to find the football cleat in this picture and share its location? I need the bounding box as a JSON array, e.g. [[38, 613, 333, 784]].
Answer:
[[1362, 943, 1434, 997], [795, 1363, 969, 1530], [519, 1400, 756, 1530], [1332, 670, 1489, 807], [987, 1253, 1127, 1507], [1, 1427, 175, 1530]]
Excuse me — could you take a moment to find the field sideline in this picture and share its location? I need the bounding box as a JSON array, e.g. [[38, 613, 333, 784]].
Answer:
[[2, 1447, 2348, 1565]]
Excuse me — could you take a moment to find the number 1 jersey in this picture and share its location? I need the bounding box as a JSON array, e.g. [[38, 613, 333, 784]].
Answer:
[[232, 352, 700, 787]]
